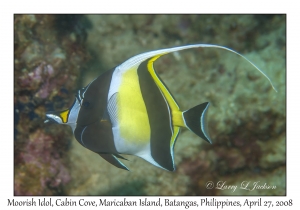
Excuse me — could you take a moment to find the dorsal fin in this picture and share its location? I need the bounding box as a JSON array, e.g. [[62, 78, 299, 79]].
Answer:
[[118, 44, 277, 92]]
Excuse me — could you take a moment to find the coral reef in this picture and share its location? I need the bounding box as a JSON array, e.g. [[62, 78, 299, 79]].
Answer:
[[14, 129, 71, 195], [14, 14, 91, 195]]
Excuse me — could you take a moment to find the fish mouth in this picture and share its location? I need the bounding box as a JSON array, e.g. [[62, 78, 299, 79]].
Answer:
[[44, 116, 58, 124], [44, 111, 63, 124]]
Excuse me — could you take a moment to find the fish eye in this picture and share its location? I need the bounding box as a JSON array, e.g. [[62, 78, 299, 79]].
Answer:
[[83, 101, 90, 108]]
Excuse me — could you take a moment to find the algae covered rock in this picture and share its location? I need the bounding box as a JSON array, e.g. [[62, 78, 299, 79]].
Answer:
[[14, 14, 91, 195]]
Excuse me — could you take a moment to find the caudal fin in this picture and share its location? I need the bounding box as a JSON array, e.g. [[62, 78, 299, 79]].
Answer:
[[182, 102, 212, 144]]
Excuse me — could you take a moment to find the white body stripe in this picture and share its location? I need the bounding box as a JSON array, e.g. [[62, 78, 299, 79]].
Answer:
[[107, 67, 122, 100], [68, 98, 81, 132]]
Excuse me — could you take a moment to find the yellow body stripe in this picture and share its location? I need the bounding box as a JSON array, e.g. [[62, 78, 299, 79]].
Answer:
[[147, 55, 186, 128], [59, 110, 69, 123], [117, 67, 150, 145]]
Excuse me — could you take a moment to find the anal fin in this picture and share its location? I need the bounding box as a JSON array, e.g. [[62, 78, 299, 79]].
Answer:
[[98, 153, 130, 171]]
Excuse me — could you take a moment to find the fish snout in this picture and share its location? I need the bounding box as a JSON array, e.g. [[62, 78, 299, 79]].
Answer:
[[44, 111, 64, 124]]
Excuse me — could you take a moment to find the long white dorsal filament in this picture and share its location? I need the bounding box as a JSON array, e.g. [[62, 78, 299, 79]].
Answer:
[[120, 43, 278, 92], [196, 44, 278, 93]]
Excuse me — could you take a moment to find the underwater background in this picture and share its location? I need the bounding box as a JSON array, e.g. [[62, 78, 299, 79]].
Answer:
[[14, 14, 286, 196]]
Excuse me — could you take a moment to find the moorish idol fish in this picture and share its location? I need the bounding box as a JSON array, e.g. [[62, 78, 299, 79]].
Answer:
[[45, 44, 276, 171]]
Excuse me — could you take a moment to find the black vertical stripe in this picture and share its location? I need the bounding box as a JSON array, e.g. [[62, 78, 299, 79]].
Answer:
[[138, 59, 174, 171], [76, 68, 115, 127], [74, 68, 118, 153]]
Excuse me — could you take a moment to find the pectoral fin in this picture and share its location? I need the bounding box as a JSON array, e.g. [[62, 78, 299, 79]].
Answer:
[[74, 120, 117, 154]]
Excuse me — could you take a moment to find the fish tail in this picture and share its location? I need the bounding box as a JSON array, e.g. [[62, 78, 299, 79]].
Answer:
[[182, 102, 212, 144]]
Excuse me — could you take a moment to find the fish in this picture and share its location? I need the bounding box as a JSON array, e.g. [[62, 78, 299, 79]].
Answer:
[[44, 44, 276, 171]]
